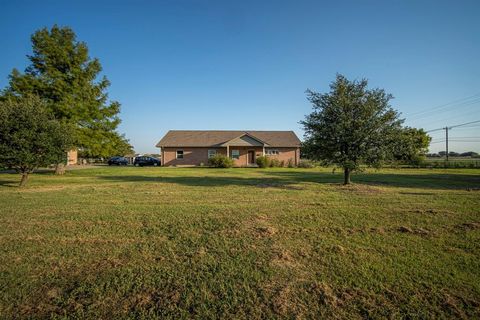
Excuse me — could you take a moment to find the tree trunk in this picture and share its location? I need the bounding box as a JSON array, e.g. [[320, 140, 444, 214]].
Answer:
[[19, 173, 29, 187], [343, 167, 351, 185], [55, 163, 66, 175]]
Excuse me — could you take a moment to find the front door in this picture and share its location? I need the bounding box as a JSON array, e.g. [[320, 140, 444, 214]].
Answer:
[[248, 150, 255, 165]]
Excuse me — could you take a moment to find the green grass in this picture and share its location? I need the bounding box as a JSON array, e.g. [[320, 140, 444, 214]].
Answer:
[[0, 166, 479, 319]]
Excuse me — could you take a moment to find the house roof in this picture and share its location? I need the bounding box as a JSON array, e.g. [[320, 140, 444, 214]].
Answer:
[[156, 130, 301, 148]]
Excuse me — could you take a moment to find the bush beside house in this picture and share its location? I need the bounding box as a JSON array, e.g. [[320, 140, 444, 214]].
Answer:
[[256, 156, 269, 168], [208, 154, 234, 168]]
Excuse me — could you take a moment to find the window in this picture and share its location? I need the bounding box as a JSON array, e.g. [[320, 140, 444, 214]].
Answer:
[[176, 150, 184, 159], [231, 150, 240, 159], [208, 149, 216, 159], [266, 149, 279, 155]]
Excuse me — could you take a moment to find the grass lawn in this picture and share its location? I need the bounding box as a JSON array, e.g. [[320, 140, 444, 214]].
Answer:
[[0, 166, 479, 319]]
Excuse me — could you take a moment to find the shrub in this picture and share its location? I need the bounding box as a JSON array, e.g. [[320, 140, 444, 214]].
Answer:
[[287, 158, 295, 168], [269, 158, 281, 167], [280, 160, 285, 167], [208, 154, 234, 168], [298, 160, 315, 168], [256, 156, 270, 168]]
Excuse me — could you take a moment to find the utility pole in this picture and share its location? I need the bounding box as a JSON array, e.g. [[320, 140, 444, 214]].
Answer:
[[445, 126, 449, 161], [427, 120, 480, 161]]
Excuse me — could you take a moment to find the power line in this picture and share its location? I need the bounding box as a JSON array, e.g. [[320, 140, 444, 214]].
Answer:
[[430, 140, 480, 143], [408, 97, 480, 120], [426, 127, 444, 133], [449, 120, 480, 129], [405, 93, 480, 117], [448, 140, 480, 142], [446, 136, 480, 139], [415, 109, 480, 129], [410, 102, 480, 123], [426, 120, 480, 133], [449, 125, 480, 130], [426, 120, 480, 160]]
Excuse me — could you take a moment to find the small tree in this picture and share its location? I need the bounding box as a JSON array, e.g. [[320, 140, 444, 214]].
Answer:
[[301, 74, 404, 184], [392, 127, 431, 165], [0, 96, 72, 186]]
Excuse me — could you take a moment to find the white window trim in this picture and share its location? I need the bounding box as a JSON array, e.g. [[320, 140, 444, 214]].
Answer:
[[231, 149, 240, 160], [208, 149, 217, 159], [176, 150, 184, 159], [266, 149, 279, 155]]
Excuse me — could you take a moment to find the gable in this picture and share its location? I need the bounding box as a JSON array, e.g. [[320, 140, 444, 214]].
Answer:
[[222, 134, 266, 147]]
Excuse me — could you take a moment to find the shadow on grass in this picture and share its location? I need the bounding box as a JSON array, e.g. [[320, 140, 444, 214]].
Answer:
[[0, 180, 17, 187], [97, 175, 303, 190], [0, 170, 57, 188], [258, 171, 480, 190], [96, 170, 480, 190]]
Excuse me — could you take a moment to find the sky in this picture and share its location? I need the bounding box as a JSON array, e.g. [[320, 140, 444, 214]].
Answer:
[[1, 0, 479, 154]]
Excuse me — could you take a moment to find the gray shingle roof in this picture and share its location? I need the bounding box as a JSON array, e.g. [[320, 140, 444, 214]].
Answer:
[[156, 130, 301, 147]]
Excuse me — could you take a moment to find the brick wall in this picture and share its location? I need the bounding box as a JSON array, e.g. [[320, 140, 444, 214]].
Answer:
[[161, 147, 225, 166], [161, 146, 300, 167], [264, 147, 299, 166]]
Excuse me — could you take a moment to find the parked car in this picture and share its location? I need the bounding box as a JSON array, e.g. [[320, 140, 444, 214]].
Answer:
[[108, 156, 129, 166], [134, 156, 161, 167]]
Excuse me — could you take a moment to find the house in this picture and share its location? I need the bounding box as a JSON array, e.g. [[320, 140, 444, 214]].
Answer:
[[156, 130, 301, 167], [67, 149, 78, 165], [124, 153, 141, 165]]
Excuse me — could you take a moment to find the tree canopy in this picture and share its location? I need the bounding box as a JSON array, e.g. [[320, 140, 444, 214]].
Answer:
[[301, 74, 428, 184], [392, 127, 431, 165], [2, 25, 132, 158], [0, 96, 73, 186]]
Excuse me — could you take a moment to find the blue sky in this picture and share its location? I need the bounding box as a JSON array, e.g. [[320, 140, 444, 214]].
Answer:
[[1, 0, 479, 153]]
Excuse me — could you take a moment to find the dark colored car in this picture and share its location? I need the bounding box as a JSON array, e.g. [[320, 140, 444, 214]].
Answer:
[[134, 156, 161, 167], [108, 156, 129, 166]]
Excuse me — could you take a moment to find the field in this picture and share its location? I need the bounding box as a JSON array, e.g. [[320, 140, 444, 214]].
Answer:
[[0, 166, 479, 319], [422, 158, 480, 169]]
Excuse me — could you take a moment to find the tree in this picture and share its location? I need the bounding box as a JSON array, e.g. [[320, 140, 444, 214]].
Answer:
[[0, 96, 73, 187], [301, 74, 404, 184], [392, 127, 431, 165], [76, 130, 133, 159], [460, 151, 478, 157], [2, 25, 131, 163]]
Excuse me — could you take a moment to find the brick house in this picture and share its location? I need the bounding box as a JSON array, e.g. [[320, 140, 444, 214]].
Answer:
[[156, 130, 301, 167], [67, 149, 78, 165]]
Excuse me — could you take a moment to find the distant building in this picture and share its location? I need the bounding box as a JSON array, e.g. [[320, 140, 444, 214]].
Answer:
[[124, 153, 141, 165]]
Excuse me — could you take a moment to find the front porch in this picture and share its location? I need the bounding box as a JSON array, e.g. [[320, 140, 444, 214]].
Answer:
[[222, 146, 264, 167], [222, 133, 267, 167]]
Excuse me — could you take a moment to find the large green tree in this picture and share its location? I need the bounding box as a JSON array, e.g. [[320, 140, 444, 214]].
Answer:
[[2, 25, 132, 159], [0, 96, 73, 187], [392, 127, 431, 165], [301, 74, 405, 184]]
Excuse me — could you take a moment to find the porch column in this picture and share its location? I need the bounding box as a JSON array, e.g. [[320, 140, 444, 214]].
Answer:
[[262, 146, 265, 156], [227, 145, 229, 158]]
